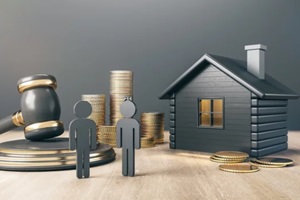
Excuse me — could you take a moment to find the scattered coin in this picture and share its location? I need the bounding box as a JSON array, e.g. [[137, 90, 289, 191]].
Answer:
[[249, 160, 286, 168], [219, 163, 259, 173], [255, 157, 293, 166]]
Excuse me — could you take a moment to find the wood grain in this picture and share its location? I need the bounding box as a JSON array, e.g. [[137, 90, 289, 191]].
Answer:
[[0, 131, 299, 200]]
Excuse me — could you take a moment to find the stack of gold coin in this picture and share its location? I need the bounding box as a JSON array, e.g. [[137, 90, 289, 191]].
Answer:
[[141, 112, 164, 144], [210, 151, 249, 163], [81, 94, 106, 126], [97, 125, 117, 147], [110, 70, 133, 125], [250, 157, 293, 168], [141, 136, 155, 148]]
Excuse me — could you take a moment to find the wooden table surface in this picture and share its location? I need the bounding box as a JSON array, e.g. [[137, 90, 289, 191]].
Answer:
[[0, 131, 299, 200]]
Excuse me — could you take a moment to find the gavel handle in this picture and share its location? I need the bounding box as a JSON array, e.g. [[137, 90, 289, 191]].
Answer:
[[0, 111, 25, 134]]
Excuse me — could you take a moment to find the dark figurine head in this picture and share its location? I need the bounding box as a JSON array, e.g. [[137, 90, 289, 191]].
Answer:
[[74, 101, 92, 118], [120, 98, 136, 118]]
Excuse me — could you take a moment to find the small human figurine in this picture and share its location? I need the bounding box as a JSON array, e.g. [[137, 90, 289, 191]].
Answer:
[[69, 101, 97, 179], [116, 97, 141, 177]]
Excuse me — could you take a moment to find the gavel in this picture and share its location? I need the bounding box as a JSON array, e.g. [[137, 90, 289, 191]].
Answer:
[[0, 74, 64, 141]]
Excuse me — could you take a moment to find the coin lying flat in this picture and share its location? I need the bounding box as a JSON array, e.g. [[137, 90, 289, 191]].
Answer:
[[255, 157, 293, 166], [249, 160, 286, 168], [213, 155, 247, 161], [210, 156, 245, 163], [219, 163, 259, 173], [214, 151, 249, 159]]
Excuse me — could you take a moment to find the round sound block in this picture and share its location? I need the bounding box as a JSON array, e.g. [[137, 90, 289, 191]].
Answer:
[[0, 138, 115, 171]]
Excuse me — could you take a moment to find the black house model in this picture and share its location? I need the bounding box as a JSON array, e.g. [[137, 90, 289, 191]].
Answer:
[[159, 44, 298, 157]]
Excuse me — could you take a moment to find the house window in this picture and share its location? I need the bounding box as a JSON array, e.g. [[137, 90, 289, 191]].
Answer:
[[198, 98, 223, 128]]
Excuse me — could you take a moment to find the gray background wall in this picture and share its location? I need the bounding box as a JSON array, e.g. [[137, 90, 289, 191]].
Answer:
[[0, 0, 299, 130]]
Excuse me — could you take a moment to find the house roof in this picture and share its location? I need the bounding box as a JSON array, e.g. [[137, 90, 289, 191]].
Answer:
[[159, 54, 299, 99]]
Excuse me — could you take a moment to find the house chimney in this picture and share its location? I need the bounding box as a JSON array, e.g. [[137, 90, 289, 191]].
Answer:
[[244, 44, 267, 79]]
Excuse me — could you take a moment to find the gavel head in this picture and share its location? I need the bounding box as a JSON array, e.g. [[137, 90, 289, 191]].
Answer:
[[17, 74, 64, 140]]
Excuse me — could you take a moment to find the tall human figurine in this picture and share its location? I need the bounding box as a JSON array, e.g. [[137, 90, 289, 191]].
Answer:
[[116, 97, 141, 177], [69, 101, 97, 179]]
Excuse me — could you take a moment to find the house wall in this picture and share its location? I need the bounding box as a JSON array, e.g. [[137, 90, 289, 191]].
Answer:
[[169, 93, 176, 149], [251, 94, 288, 157], [175, 64, 252, 153]]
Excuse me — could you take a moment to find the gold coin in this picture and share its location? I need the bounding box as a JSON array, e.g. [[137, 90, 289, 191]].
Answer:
[[88, 115, 105, 118], [141, 117, 164, 120], [141, 145, 155, 148], [110, 93, 133, 95], [141, 122, 164, 125], [141, 136, 155, 140], [110, 70, 133, 73], [110, 98, 131, 101], [141, 138, 155, 148], [99, 135, 116, 138], [110, 85, 132, 88], [219, 163, 259, 173], [142, 129, 164, 132], [141, 127, 164, 130], [212, 155, 247, 161], [210, 156, 245, 163], [214, 151, 249, 159], [155, 139, 164, 144], [141, 114, 164, 116], [110, 89, 133, 92], [99, 141, 116, 144], [141, 118, 164, 120], [98, 135, 116, 138], [110, 97, 129, 100], [99, 139, 116, 141], [98, 136, 116, 138], [98, 136, 116, 139], [83, 98, 105, 101], [98, 134, 116, 137], [255, 157, 293, 166], [141, 123, 164, 125], [110, 93, 132, 96], [100, 126, 116, 129], [82, 94, 106, 98], [110, 91, 132, 94], [141, 112, 164, 115], [110, 78, 132, 81], [99, 138, 116, 141], [249, 160, 286, 168], [98, 138, 116, 141], [109, 70, 133, 125]]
